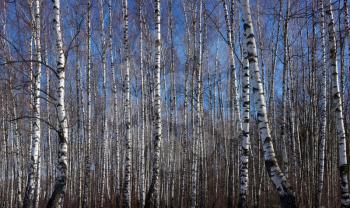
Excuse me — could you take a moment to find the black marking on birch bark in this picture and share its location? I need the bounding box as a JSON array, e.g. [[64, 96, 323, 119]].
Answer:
[[247, 34, 254, 39], [242, 130, 249, 136], [264, 136, 272, 144], [248, 57, 256, 63], [243, 23, 250, 30], [340, 164, 349, 175], [247, 41, 254, 46]]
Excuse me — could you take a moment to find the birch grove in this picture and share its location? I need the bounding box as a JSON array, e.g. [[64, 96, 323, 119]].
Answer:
[[2, 0, 350, 207]]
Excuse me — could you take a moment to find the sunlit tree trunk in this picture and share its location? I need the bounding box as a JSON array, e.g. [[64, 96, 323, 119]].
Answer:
[[82, 1, 92, 207], [221, 1, 242, 206], [122, 0, 132, 207], [168, 0, 177, 205], [74, 42, 84, 207], [47, 0, 68, 206], [24, 0, 41, 206], [145, 0, 162, 206], [315, 0, 327, 206], [108, 1, 120, 206], [189, 2, 198, 208], [139, 1, 146, 206], [45, 46, 54, 201], [288, 52, 297, 188], [12, 93, 23, 208], [191, 1, 202, 207], [241, 0, 296, 207], [98, 0, 108, 205], [239, 47, 250, 208], [180, 2, 190, 205], [324, 0, 350, 206], [281, 0, 289, 179], [214, 46, 220, 200]]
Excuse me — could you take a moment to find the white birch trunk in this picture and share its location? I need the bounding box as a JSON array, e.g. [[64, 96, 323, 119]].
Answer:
[[191, 1, 202, 207], [13, 96, 23, 208], [315, 0, 327, 206], [180, 3, 190, 205], [108, 0, 120, 206], [239, 47, 250, 208], [46, 58, 53, 200], [168, 0, 177, 205], [281, 0, 289, 178], [47, 0, 68, 206], [122, 0, 132, 207], [24, 0, 41, 206], [324, 0, 350, 206], [83, 1, 92, 207], [139, 1, 146, 206], [145, 0, 162, 206], [74, 44, 84, 207], [99, 0, 108, 205], [221, 1, 242, 205], [241, 0, 296, 206]]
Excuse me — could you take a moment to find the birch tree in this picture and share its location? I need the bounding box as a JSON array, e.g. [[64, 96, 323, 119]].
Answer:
[[324, 0, 350, 206], [145, 0, 162, 206], [191, 1, 203, 207], [99, 0, 108, 205], [315, 0, 327, 206], [83, 1, 92, 207], [47, 0, 68, 206], [239, 46, 250, 208], [139, 0, 146, 206], [13, 105, 23, 208], [122, 0, 132, 207], [23, 0, 42, 206], [281, 0, 289, 178], [221, 1, 243, 205], [241, 0, 296, 206], [108, 0, 121, 206], [2, 0, 350, 207]]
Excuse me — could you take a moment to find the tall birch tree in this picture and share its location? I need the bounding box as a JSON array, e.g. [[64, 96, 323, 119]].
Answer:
[[83, 1, 92, 207], [315, 0, 327, 206], [47, 0, 68, 206], [122, 0, 132, 207], [24, 0, 42, 206], [145, 0, 162, 206], [139, 0, 146, 206], [241, 0, 296, 206], [239, 47, 250, 208], [324, 0, 350, 206]]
